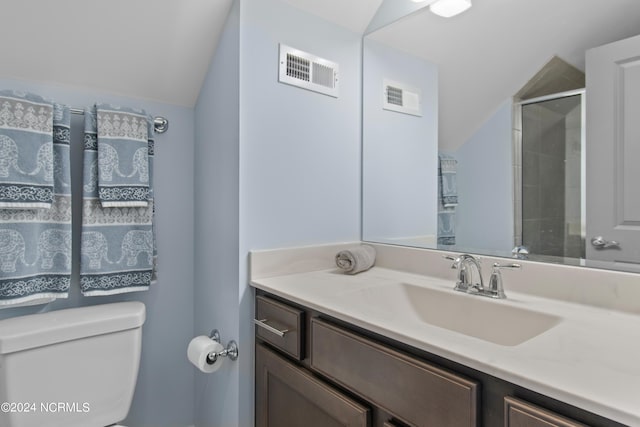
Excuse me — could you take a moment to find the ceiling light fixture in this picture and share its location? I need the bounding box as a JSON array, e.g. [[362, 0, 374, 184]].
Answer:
[[429, 0, 472, 17]]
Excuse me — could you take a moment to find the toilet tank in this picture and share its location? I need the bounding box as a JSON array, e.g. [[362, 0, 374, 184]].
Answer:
[[0, 302, 145, 427]]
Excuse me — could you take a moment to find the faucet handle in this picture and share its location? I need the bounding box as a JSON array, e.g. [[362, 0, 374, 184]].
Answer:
[[487, 263, 521, 299], [493, 262, 522, 270], [442, 254, 461, 269]]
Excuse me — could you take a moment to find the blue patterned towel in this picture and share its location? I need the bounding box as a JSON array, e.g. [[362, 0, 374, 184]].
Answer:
[[81, 106, 156, 296], [0, 90, 55, 209], [437, 210, 456, 246], [0, 103, 71, 305], [95, 104, 150, 207], [439, 154, 458, 208], [438, 154, 457, 245]]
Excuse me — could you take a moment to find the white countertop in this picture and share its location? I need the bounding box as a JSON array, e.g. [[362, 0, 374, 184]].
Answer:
[[251, 266, 640, 426]]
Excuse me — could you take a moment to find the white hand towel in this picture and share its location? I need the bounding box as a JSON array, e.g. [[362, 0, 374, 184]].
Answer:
[[335, 245, 376, 274]]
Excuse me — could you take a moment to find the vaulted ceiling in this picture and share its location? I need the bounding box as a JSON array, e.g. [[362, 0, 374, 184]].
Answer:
[[2, 0, 639, 130], [0, 0, 381, 108], [0, 0, 234, 107], [367, 0, 640, 150]]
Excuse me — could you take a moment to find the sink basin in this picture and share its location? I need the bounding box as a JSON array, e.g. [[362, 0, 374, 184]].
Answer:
[[349, 283, 561, 346]]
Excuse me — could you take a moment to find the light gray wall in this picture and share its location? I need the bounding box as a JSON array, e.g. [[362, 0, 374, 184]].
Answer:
[[0, 78, 196, 427], [239, 0, 361, 250], [214, 1, 361, 426], [362, 38, 438, 243], [193, 1, 240, 426], [455, 99, 513, 253], [193, 1, 362, 425], [239, 0, 361, 424]]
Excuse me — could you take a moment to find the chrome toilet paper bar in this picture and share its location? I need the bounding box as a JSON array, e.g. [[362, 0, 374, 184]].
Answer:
[[206, 329, 238, 364]]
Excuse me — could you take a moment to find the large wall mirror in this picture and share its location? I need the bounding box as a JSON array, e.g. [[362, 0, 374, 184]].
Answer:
[[362, 0, 640, 272]]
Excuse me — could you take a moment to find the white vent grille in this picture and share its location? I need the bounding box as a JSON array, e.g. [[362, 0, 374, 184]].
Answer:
[[279, 44, 339, 97], [386, 86, 403, 106], [312, 62, 335, 89], [286, 54, 310, 82], [383, 79, 422, 117]]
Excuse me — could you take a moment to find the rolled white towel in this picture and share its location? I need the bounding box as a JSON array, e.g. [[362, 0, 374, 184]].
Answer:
[[335, 245, 376, 274]]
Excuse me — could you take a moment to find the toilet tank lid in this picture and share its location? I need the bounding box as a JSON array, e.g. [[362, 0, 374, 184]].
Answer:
[[0, 302, 146, 354]]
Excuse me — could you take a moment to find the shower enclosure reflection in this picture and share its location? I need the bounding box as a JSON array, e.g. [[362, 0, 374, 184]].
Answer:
[[517, 92, 585, 259]]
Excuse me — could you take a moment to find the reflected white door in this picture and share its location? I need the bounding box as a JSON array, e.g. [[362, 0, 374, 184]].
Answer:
[[586, 34, 640, 269]]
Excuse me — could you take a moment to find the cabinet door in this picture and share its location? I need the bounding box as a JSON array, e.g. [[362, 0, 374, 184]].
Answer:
[[505, 397, 588, 427], [256, 343, 370, 427]]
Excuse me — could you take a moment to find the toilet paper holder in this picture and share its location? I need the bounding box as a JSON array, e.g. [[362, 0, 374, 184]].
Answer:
[[206, 329, 238, 364]]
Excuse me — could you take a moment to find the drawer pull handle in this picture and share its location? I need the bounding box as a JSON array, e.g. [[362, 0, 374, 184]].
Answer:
[[254, 318, 289, 337]]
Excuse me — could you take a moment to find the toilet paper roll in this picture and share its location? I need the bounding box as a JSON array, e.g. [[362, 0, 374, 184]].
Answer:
[[187, 336, 225, 373]]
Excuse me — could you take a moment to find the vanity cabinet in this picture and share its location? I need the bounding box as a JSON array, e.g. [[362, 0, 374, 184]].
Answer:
[[255, 343, 369, 427], [254, 291, 625, 427], [255, 293, 478, 427], [504, 397, 588, 427]]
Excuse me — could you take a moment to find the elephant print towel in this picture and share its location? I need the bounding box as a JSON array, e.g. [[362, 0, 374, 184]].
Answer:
[[0, 90, 56, 209], [437, 154, 457, 246], [95, 104, 150, 207], [0, 102, 71, 305], [81, 105, 156, 295]]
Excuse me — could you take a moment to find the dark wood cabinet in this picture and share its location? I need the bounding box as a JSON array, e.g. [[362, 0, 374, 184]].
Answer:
[[256, 343, 370, 427], [311, 318, 479, 427], [255, 295, 304, 360], [255, 294, 478, 427], [505, 397, 588, 427], [255, 291, 625, 427]]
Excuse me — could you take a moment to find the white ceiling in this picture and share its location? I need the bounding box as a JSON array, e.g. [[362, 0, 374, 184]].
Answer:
[[0, 0, 233, 107], [368, 0, 640, 151], [3, 0, 637, 128], [0, 0, 383, 108]]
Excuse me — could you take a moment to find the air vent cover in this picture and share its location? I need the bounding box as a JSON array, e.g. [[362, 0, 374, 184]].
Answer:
[[279, 44, 339, 98], [383, 79, 422, 116]]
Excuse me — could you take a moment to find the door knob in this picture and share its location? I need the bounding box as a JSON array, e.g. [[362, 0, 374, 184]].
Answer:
[[590, 236, 620, 249]]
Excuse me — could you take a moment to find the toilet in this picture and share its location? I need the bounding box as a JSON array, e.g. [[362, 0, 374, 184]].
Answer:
[[0, 302, 145, 427]]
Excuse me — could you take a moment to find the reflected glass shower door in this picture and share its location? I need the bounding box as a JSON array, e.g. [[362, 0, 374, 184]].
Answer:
[[520, 92, 585, 259]]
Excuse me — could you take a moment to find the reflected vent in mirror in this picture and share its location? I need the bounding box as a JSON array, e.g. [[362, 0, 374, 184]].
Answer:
[[279, 44, 339, 98], [387, 86, 404, 106], [383, 79, 422, 116]]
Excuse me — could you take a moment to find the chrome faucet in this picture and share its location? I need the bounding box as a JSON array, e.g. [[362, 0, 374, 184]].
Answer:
[[444, 255, 521, 299], [444, 254, 484, 293]]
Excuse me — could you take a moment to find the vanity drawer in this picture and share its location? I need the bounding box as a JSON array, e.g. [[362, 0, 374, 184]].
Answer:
[[255, 295, 304, 360], [504, 397, 588, 427], [310, 318, 479, 427]]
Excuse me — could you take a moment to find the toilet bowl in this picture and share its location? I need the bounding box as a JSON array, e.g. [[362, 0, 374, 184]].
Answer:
[[0, 302, 145, 427]]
